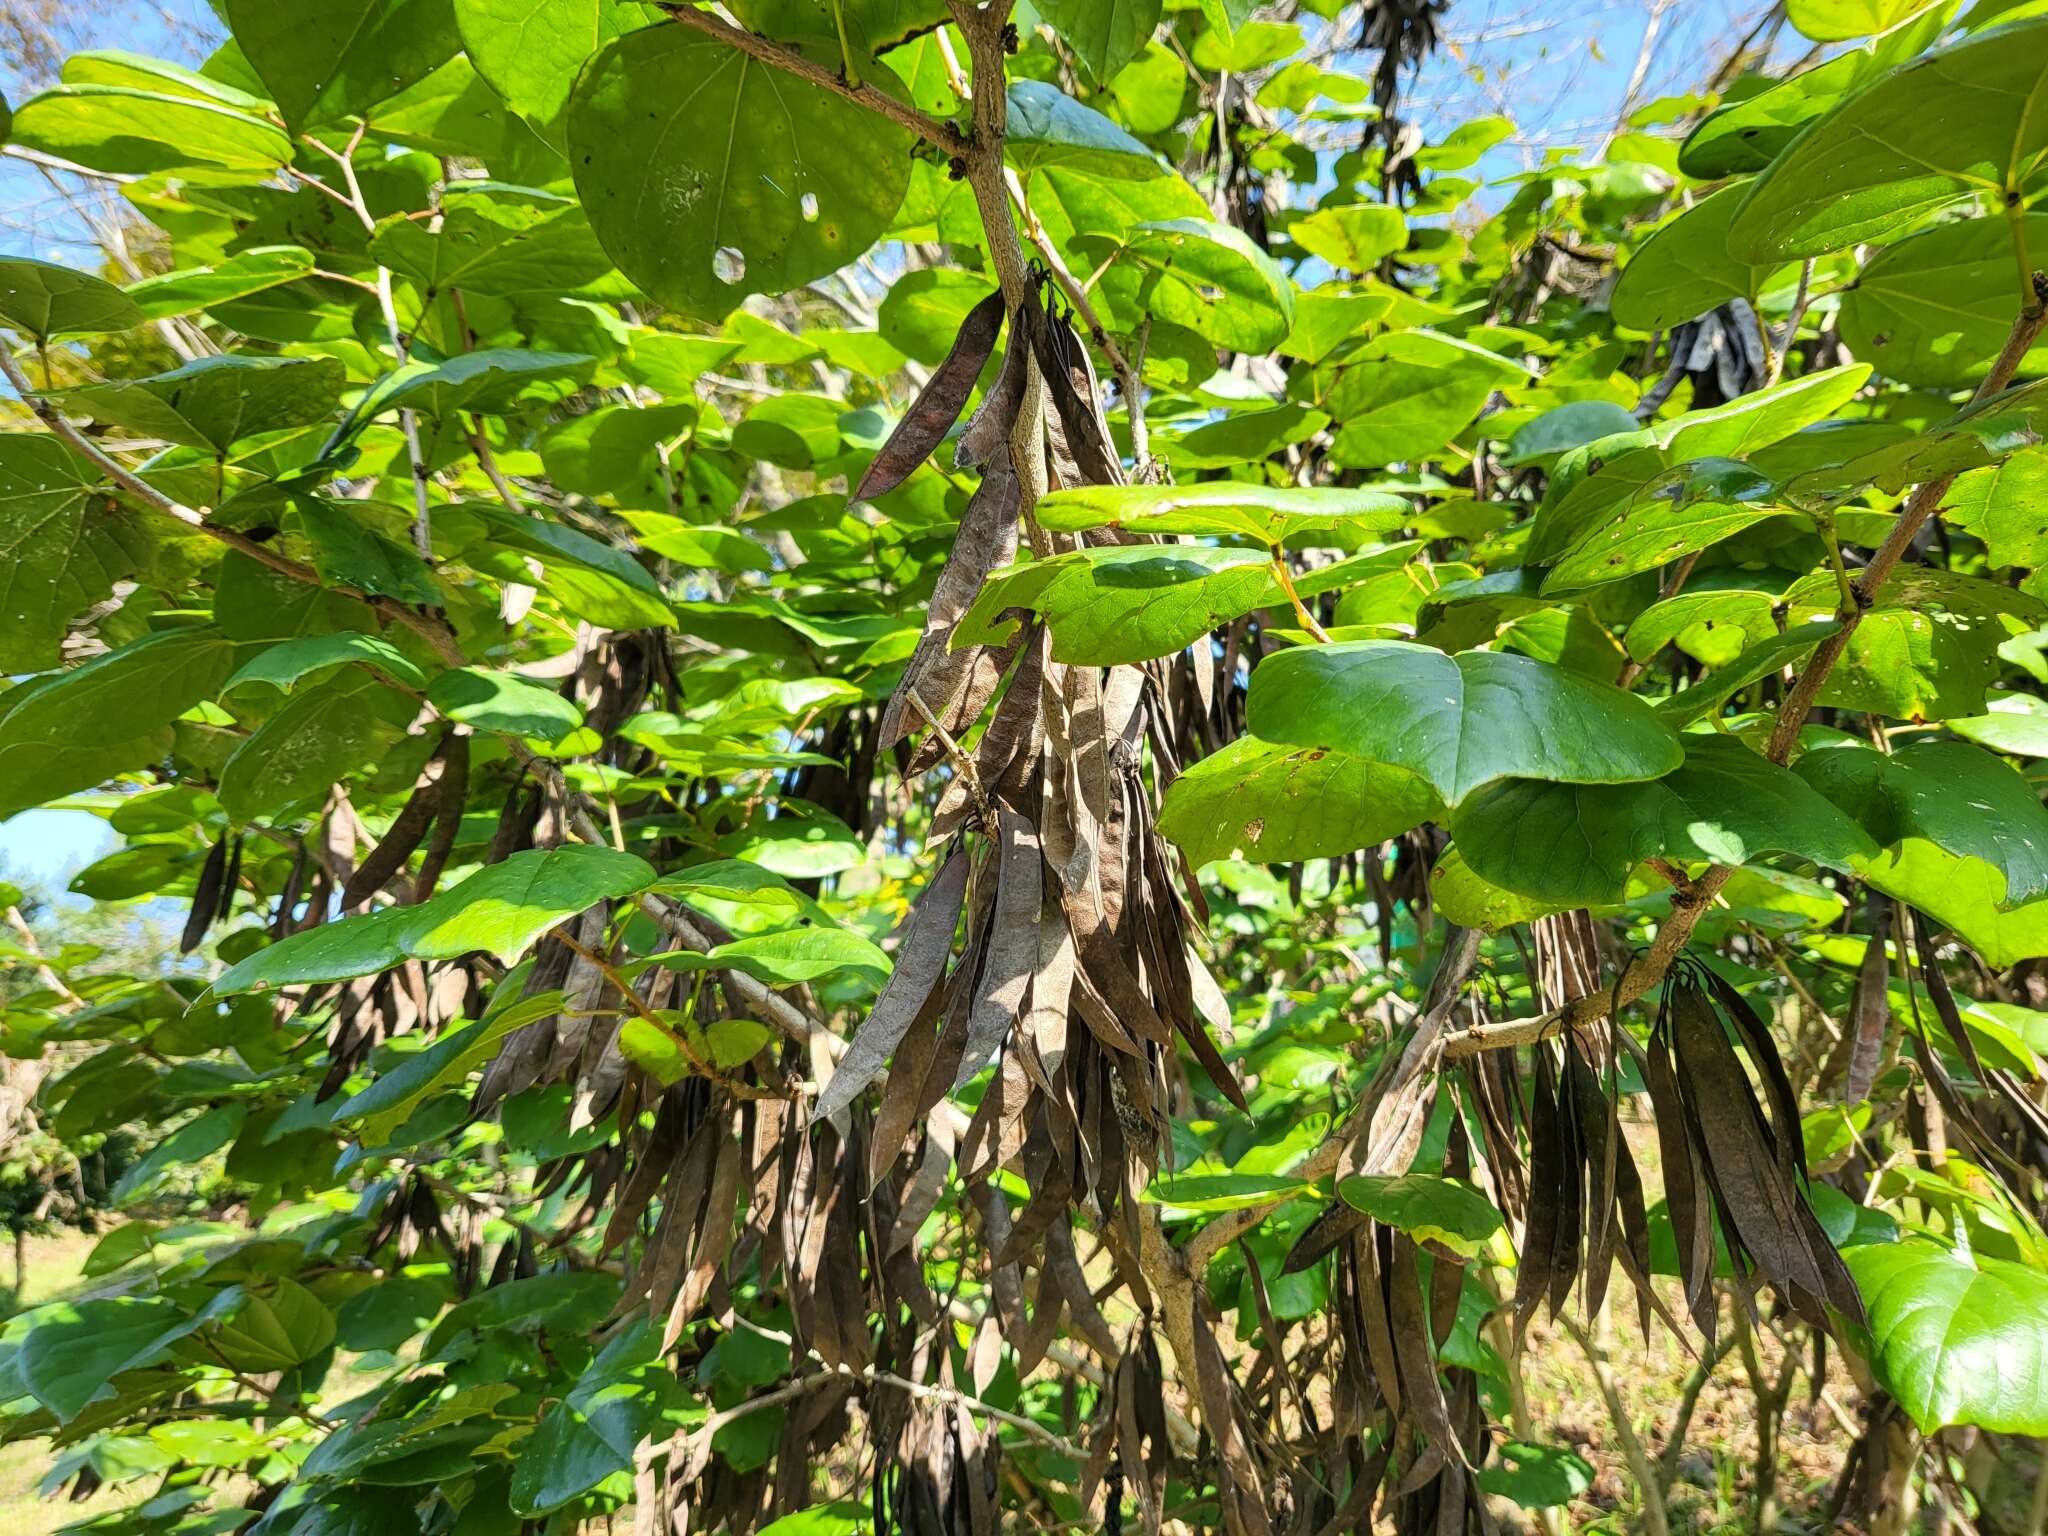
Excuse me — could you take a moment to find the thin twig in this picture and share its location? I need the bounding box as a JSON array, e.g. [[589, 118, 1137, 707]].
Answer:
[[0, 344, 467, 667], [655, 2, 970, 155]]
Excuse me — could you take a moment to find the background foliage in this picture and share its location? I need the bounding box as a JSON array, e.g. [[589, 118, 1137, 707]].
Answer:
[[2, 1, 2048, 1533]]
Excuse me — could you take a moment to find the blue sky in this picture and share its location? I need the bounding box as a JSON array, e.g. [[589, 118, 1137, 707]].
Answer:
[[0, 0, 1773, 894]]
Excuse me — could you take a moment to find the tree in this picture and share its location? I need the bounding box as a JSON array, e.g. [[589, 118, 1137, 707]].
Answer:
[[1, 1, 2047, 1532]]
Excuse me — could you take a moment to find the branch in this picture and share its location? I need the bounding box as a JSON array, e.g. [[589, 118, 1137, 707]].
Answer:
[[656, 3, 971, 157], [1443, 277, 2048, 1062], [1765, 270, 2048, 761], [0, 345, 466, 668]]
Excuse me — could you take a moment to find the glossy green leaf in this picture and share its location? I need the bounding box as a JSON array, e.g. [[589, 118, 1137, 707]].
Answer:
[[1848, 1239, 2048, 1433], [0, 256, 143, 338], [569, 24, 915, 319], [1037, 0, 1162, 81], [1289, 202, 1406, 271], [1452, 736, 1878, 904], [954, 545, 1365, 666], [1949, 691, 2048, 756], [359, 348, 594, 422], [1797, 739, 2048, 906], [1157, 737, 1442, 866], [453, 0, 665, 127], [121, 246, 314, 322], [370, 187, 614, 298], [427, 667, 584, 743], [1789, 0, 1941, 41], [1610, 185, 1778, 331], [1034, 482, 1408, 544], [11, 84, 291, 173], [224, 0, 460, 131], [1841, 215, 2048, 385], [210, 845, 658, 993], [0, 627, 238, 820], [1121, 218, 1295, 353], [218, 672, 398, 820], [465, 504, 675, 631], [1338, 1173, 1505, 1259], [1327, 330, 1529, 468], [1728, 17, 2048, 261], [1944, 446, 2048, 567], [1246, 639, 1683, 807], [1005, 80, 1162, 178], [509, 1321, 676, 1514], [0, 434, 151, 672], [19, 1291, 237, 1422], [58, 355, 345, 453]]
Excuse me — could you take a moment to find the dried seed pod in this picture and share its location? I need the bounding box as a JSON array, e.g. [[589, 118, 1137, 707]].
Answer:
[[181, 833, 229, 954]]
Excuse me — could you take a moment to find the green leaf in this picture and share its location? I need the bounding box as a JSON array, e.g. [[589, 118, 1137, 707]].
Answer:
[[509, 1320, 676, 1514], [1529, 364, 1870, 562], [0, 255, 143, 338], [1118, 218, 1295, 352], [1452, 736, 1879, 904], [758, 1504, 873, 1536], [0, 434, 152, 671], [11, 85, 291, 174], [426, 667, 584, 743], [1157, 736, 1442, 867], [70, 844, 184, 900], [1789, 0, 1940, 41], [953, 545, 1366, 666], [1657, 621, 1841, 728], [465, 504, 675, 631], [1504, 400, 1642, 468], [335, 989, 565, 1144], [1609, 185, 1778, 331], [1005, 80, 1162, 179], [0, 627, 238, 820], [19, 1293, 232, 1422], [1278, 288, 1394, 364], [1949, 691, 2048, 757], [219, 672, 398, 821], [1540, 483, 1785, 593], [358, 348, 594, 422], [1728, 17, 2048, 261], [121, 246, 315, 322], [1289, 202, 1406, 271], [369, 186, 614, 297], [542, 404, 700, 499], [650, 926, 890, 987], [1479, 1442, 1597, 1511], [1036, 0, 1162, 81], [58, 355, 345, 453], [226, 633, 428, 693], [1797, 740, 2048, 907], [294, 500, 443, 605], [210, 845, 657, 993], [569, 24, 915, 319], [1246, 639, 1683, 807], [453, 0, 665, 127], [1326, 330, 1529, 468], [1840, 215, 2048, 386], [1624, 586, 1779, 666], [1947, 448, 2048, 567], [224, 0, 461, 131], [1142, 1172, 1310, 1214], [113, 1105, 246, 1203], [211, 1278, 336, 1372], [1847, 1239, 2048, 1434], [1034, 482, 1407, 545], [876, 268, 998, 366], [1338, 1173, 1505, 1258]]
